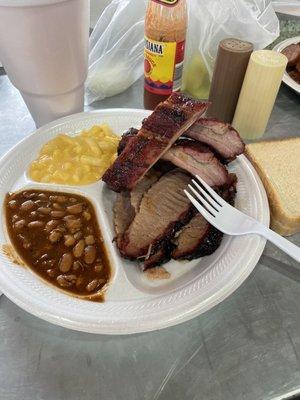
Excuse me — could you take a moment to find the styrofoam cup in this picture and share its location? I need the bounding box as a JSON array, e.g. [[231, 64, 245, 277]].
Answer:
[[0, 0, 90, 127]]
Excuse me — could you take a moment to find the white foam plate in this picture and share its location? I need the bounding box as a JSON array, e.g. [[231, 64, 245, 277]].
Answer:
[[0, 109, 269, 334], [273, 36, 300, 96]]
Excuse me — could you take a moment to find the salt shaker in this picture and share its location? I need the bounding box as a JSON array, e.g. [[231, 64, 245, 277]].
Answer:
[[232, 50, 288, 140]]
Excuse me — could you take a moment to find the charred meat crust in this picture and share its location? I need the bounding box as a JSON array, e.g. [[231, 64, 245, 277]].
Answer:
[[117, 128, 138, 155], [102, 93, 208, 192]]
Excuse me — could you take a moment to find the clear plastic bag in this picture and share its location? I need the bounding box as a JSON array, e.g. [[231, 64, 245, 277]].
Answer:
[[182, 0, 280, 99], [86, 0, 279, 104], [85, 0, 147, 105]]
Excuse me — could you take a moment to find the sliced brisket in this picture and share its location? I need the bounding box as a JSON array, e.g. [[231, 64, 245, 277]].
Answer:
[[185, 118, 245, 162], [172, 174, 237, 260], [118, 169, 194, 259], [162, 139, 229, 187], [102, 93, 208, 192], [130, 169, 161, 214], [113, 191, 135, 248], [172, 213, 223, 260]]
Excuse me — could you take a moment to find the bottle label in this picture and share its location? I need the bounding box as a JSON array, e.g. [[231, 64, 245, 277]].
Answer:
[[151, 0, 180, 6], [144, 37, 185, 95]]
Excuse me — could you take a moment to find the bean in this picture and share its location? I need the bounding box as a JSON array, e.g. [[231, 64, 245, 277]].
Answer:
[[85, 235, 95, 245], [74, 231, 83, 240], [37, 207, 51, 215], [56, 226, 66, 234], [50, 195, 67, 203], [24, 192, 36, 199], [65, 218, 81, 233], [45, 220, 59, 232], [66, 204, 83, 215], [57, 274, 76, 287], [94, 264, 102, 273], [69, 198, 77, 203], [73, 260, 83, 271], [8, 200, 18, 209], [28, 220, 44, 229], [51, 210, 65, 218], [47, 269, 56, 278], [64, 235, 75, 247], [73, 240, 85, 258], [20, 200, 35, 211], [58, 253, 73, 273], [64, 215, 76, 221], [38, 193, 47, 200], [84, 245, 96, 264], [14, 219, 26, 230], [49, 229, 62, 243], [53, 202, 64, 210], [86, 279, 105, 292], [83, 211, 91, 221], [40, 254, 49, 261]]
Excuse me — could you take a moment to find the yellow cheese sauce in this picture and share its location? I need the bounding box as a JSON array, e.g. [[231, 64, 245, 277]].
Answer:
[[29, 125, 119, 185]]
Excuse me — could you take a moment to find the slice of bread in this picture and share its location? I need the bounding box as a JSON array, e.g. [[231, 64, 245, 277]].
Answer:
[[245, 137, 300, 236]]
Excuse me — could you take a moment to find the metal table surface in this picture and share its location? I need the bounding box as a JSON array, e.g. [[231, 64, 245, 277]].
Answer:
[[0, 73, 299, 400]]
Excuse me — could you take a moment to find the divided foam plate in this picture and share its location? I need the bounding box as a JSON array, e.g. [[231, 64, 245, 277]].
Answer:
[[0, 109, 270, 334]]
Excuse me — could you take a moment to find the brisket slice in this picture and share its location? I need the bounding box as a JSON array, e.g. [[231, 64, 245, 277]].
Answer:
[[102, 93, 208, 192], [113, 192, 135, 248], [130, 169, 162, 214], [185, 118, 245, 162], [171, 213, 223, 260], [118, 169, 194, 259], [113, 169, 161, 250], [171, 174, 237, 260], [162, 139, 229, 187], [119, 131, 229, 187]]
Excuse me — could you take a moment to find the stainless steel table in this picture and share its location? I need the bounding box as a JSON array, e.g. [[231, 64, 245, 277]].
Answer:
[[0, 73, 300, 400]]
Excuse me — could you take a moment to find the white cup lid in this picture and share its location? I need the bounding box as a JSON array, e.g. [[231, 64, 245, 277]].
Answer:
[[0, 0, 69, 6]]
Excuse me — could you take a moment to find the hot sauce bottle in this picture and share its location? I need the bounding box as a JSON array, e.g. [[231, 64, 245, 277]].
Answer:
[[144, 0, 187, 110]]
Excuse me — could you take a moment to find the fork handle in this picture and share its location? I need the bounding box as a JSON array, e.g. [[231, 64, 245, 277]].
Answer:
[[257, 225, 300, 263]]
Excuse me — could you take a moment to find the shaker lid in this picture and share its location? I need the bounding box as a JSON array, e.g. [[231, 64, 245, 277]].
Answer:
[[220, 38, 253, 53]]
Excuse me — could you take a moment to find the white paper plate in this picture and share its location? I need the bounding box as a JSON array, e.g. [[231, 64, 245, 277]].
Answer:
[[0, 109, 269, 334], [273, 36, 300, 96]]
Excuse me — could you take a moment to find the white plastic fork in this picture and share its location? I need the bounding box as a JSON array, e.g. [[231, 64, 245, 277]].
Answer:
[[184, 175, 300, 263]]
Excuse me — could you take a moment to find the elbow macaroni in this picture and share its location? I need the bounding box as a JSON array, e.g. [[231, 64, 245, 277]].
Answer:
[[29, 125, 119, 185]]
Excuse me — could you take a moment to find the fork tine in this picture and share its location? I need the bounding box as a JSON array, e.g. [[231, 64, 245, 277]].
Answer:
[[191, 179, 221, 210], [188, 184, 217, 216], [184, 190, 216, 225], [195, 175, 226, 206]]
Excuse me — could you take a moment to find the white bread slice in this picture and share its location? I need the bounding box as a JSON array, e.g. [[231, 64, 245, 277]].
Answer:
[[245, 137, 300, 236]]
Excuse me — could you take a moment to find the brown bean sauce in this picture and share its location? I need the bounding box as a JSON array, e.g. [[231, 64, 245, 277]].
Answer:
[[5, 190, 111, 301]]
